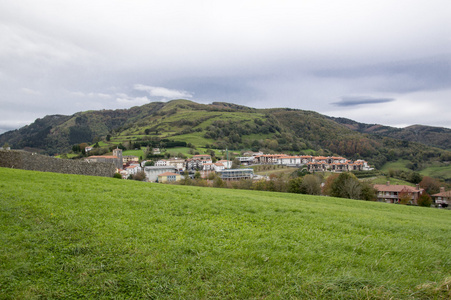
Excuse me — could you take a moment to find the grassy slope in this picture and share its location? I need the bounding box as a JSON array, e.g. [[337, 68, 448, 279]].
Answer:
[[420, 164, 451, 182], [369, 176, 415, 186], [380, 159, 412, 173], [381, 159, 451, 182], [1, 168, 450, 299]]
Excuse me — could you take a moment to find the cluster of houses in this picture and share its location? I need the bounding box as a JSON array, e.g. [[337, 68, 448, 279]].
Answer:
[[85, 149, 252, 183], [84, 148, 449, 208], [86, 149, 373, 182], [238, 152, 372, 172]]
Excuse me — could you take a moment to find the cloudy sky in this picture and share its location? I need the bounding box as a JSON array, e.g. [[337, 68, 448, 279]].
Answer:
[[1, 0, 450, 134]]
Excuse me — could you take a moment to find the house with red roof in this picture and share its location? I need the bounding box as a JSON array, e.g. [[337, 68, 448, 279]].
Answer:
[[373, 182, 424, 204], [431, 187, 450, 208]]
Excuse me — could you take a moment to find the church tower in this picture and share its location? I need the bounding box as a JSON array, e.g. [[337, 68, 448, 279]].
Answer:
[[112, 148, 123, 169]]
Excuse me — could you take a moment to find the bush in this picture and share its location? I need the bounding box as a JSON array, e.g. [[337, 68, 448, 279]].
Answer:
[[113, 173, 122, 179], [417, 193, 432, 207]]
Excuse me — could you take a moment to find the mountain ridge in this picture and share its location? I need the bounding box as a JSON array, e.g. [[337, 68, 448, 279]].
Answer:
[[329, 116, 451, 150], [0, 100, 449, 173]]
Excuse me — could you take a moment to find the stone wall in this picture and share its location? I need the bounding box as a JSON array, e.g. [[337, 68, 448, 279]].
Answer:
[[0, 150, 116, 177]]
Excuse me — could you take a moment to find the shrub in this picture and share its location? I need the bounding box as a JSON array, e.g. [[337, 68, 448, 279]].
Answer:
[[417, 193, 433, 207]]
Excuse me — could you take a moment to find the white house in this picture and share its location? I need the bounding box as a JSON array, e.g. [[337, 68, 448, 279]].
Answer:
[[186, 155, 212, 170], [237, 156, 255, 165], [217, 160, 232, 169], [192, 155, 212, 164], [124, 165, 142, 176], [202, 162, 215, 171], [277, 156, 301, 166], [155, 159, 168, 167], [166, 158, 186, 171], [214, 162, 225, 172]]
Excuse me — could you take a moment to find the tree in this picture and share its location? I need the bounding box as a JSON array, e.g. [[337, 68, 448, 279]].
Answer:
[[180, 171, 192, 185], [232, 158, 240, 169], [360, 181, 377, 201], [408, 172, 423, 184], [342, 177, 362, 200], [417, 193, 432, 207], [288, 177, 303, 194], [72, 144, 81, 153], [213, 177, 225, 188], [323, 173, 340, 196], [329, 173, 361, 199], [419, 176, 441, 195], [132, 171, 146, 181], [398, 188, 413, 204], [301, 174, 321, 195]]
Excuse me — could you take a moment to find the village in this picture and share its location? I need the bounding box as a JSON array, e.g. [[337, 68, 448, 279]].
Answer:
[[84, 148, 372, 182], [82, 148, 449, 207]]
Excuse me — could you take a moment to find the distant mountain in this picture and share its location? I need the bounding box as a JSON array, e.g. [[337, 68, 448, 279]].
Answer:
[[1, 100, 450, 171], [329, 117, 451, 150]]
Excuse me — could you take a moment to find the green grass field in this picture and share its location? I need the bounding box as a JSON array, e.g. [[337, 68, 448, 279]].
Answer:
[[380, 159, 412, 173], [381, 159, 451, 182], [369, 176, 416, 186], [1, 168, 450, 299], [420, 164, 451, 182]]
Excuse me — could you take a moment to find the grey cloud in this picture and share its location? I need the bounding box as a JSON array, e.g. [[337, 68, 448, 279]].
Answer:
[[314, 55, 451, 93], [331, 97, 395, 107], [163, 76, 263, 103], [134, 84, 193, 99], [1, 1, 450, 132]]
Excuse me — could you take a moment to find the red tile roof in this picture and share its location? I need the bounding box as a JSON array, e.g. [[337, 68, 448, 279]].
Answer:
[[432, 190, 451, 197], [373, 184, 421, 193]]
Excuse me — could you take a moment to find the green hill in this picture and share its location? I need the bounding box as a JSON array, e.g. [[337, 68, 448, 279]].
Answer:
[[330, 117, 451, 150], [1, 167, 450, 299], [1, 100, 450, 174]]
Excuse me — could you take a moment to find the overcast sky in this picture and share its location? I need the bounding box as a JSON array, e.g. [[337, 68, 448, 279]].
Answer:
[[1, 0, 450, 134]]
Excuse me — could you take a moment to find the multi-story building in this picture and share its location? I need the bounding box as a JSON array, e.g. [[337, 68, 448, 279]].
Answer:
[[218, 169, 254, 180]]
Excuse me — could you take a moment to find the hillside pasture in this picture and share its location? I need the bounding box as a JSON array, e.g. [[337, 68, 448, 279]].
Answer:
[[420, 164, 451, 182], [0, 168, 450, 299], [380, 159, 412, 173]]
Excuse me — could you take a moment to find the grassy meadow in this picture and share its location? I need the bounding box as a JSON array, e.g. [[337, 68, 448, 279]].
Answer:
[[381, 159, 451, 182], [0, 168, 450, 299]]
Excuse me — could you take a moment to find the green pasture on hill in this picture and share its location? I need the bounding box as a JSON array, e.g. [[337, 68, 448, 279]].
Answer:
[[420, 164, 451, 182], [381, 159, 451, 182], [0, 168, 450, 299], [369, 176, 416, 186], [380, 159, 412, 173]]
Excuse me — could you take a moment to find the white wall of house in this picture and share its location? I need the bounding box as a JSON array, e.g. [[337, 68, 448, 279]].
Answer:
[[155, 160, 167, 167]]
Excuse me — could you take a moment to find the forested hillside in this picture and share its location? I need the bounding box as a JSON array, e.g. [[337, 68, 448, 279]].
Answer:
[[1, 100, 450, 171], [330, 117, 451, 150]]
